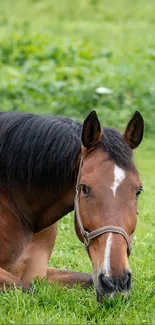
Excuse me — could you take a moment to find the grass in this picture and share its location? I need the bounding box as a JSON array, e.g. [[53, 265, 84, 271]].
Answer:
[[0, 0, 154, 324]]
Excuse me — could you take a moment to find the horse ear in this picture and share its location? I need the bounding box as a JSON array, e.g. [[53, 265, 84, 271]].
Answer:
[[123, 111, 144, 149], [82, 110, 103, 149]]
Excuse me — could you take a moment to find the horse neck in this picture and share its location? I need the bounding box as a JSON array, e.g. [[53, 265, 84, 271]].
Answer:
[[29, 129, 82, 232], [34, 155, 81, 232], [0, 116, 82, 233]]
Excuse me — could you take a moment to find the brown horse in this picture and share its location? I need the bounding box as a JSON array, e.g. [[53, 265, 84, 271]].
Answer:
[[0, 110, 144, 301]]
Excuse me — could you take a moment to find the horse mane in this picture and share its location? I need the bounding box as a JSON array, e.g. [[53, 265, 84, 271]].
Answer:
[[0, 112, 81, 192], [0, 112, 134, 193]]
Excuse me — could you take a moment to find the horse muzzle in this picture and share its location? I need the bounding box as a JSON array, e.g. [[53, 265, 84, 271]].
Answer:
[[95, 269, 132, 302]]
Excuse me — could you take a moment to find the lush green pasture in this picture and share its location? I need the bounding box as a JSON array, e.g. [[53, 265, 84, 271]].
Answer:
[[0, 0, 154, 324]]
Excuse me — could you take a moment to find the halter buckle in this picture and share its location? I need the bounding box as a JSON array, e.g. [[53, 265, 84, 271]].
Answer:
[[82, 230, 90, 248]]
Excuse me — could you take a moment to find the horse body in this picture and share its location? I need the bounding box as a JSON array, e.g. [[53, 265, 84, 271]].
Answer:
[[0, 112, 86, 289], [0, 111, 144, 300]]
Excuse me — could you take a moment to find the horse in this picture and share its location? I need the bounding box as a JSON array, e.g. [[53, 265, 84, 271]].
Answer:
[[0, 110, 144, 301]]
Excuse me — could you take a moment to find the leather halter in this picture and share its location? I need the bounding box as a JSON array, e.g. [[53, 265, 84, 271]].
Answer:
[[74, 155, 132, 256]]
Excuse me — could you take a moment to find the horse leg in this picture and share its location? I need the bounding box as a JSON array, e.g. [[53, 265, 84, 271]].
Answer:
[[18, 223, 58, 285], [0, 198, 33, 291], [46, 268, 93, 288], [0, 267, 30, 291], [17, 222, 93, 289]]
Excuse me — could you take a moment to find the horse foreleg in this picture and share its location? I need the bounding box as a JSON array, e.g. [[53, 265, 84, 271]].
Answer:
[[18, 223, 58, 285], [46, 268, 93, 288], [0, 267, 30, 291], [16, 222, 93, 289]]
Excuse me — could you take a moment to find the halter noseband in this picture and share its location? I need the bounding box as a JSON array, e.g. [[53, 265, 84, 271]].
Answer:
[[74, 155, 132, 256]]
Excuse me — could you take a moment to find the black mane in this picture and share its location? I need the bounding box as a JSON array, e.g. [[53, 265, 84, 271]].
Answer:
[[0, 112, 134, 192]]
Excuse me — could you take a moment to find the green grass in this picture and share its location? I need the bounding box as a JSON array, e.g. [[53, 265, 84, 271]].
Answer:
[[0, 0, 154, 324]]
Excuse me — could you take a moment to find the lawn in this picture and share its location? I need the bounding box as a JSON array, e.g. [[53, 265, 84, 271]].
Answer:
[[0, 0, 154, 324]]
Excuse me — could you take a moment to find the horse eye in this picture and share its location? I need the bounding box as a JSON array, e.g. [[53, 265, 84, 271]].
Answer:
[[136, 186, 143, 199], [80, 184, 90, 197]]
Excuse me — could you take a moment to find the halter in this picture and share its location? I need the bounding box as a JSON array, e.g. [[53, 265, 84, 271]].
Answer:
[[74, 155, 132, 256]]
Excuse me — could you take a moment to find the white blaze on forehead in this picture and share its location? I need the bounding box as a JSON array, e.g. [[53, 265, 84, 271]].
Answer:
[[111, 165, 125, 197], [103, 233, 113, 277]]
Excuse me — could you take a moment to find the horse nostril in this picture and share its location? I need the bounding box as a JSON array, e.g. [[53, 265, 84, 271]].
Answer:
[[98, 270, 132, 295], [99, 273, 114, 292], [122, 270, 132, 290]]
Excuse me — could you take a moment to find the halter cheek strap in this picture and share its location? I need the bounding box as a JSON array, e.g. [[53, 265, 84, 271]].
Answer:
[[74, 155, 132, 256]]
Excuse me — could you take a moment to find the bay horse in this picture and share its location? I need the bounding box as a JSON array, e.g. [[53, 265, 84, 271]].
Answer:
[[0, 110, 144, 301]]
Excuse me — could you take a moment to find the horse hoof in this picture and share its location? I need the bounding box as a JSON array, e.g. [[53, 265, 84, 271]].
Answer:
[[22, 284, 36, 294]]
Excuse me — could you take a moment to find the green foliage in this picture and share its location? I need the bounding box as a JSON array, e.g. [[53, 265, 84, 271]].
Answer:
[[0, 0, 154, 324], [0, 0, 155, 132]]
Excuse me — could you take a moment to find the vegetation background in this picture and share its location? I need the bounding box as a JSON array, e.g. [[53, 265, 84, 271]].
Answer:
[[0, 0, 154, 324]]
